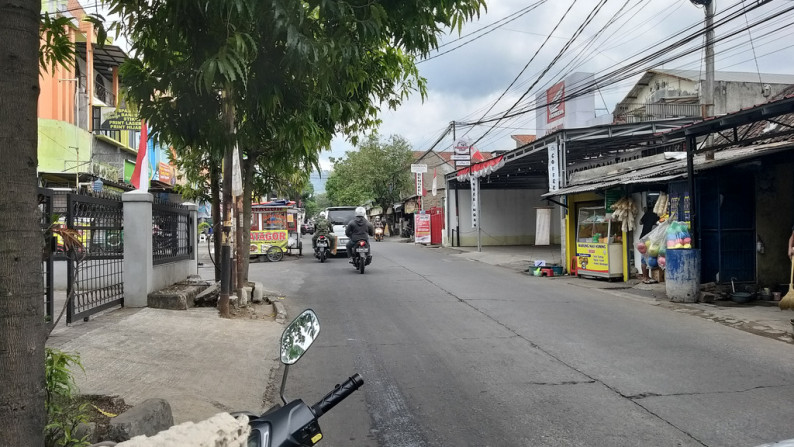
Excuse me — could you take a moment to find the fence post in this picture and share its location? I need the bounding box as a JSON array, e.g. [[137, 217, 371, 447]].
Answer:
[[123, 191, 153, 307], [182, 202, 199, 275]]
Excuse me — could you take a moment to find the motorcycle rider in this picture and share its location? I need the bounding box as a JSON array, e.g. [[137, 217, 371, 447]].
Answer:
[[346, 207, 374, 262], [312, 212, 336, 255]]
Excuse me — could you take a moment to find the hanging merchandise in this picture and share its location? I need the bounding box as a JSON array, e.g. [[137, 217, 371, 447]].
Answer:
[[653, 192, 670, 223], [635, 220, 671, 270], [609, 196, 639, 233], [665, 221, 692, 250]]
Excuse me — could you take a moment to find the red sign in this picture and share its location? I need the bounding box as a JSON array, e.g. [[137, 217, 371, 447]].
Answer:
[[415, 214, 431, 244], [546, 81, 566, 123], [251, 231, 287, 242]]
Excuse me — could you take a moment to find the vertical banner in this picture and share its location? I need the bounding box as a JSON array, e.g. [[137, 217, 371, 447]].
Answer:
[[535, 207, 552, 245], [547, 142, 560, 192], [415, 172, 424, 197], [470, 176, 479, 228], [414, 213, 431, 244]]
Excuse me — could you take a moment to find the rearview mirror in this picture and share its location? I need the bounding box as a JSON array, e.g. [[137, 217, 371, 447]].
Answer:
[[280, 309, 320, 365]]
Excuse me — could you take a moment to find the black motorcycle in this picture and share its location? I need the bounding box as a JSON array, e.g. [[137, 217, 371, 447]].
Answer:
[[314, 235, 331, 263], [237, 309, 364, 446], [351, 239, 372, 274]]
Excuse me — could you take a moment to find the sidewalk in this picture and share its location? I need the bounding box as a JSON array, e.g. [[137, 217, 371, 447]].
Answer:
[[45, 246, 285, 425], [437, 244, 794, 344]]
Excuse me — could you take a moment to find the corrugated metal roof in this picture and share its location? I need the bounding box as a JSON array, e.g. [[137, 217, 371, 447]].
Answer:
[[543, 140, 794, 197]]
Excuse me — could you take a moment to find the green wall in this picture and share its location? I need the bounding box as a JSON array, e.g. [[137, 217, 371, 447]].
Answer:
[[38, 119, 93, 173]]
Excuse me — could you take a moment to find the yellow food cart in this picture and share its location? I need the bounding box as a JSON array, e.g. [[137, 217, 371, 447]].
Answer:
[[575, 205, 623, 279]]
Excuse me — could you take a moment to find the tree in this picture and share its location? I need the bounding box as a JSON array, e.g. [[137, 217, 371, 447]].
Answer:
[[326, 134, 414, 212], [0, 0, 46, 444]]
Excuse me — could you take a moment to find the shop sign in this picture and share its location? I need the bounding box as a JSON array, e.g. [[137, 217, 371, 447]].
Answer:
[[415, 172, 424, 196], [410, 164, 427, 173], [470, 176, 479, 228], [547, 142, 560, 191], [157, 162, 175, 185], [453, 139, 472, 169], [99, 108, 141, 131], [250, 230, 288, 253], [415, 214, 431, 244], [576, 242, 609, 273], [546, 81, 566, 124]]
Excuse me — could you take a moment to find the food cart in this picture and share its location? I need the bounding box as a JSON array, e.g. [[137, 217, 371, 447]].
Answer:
[[575, 205, 623, 279], [250, 200, 302, 261]]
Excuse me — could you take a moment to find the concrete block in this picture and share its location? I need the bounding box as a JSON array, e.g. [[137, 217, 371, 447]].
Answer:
[[241, 287, 252, 306], [700, 292, 716, 303], [251, 282, 264, 303], [230, 295, 239, 308], [116, 413, 249, 447], [149, 284, 205, 310], [108, 398, 174, 442], [273, 301, 287, 324]]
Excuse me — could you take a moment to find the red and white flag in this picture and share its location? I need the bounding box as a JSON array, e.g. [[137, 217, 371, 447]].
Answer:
[[131, 120, 149, 192], [472, 149, 485, 162], [431, 168, 438, 196]]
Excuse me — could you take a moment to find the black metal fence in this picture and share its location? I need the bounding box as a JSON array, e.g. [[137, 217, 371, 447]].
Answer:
[[152, 198, 192, 265], [66, 191, 125, 323], [38, 188, 55, 323]]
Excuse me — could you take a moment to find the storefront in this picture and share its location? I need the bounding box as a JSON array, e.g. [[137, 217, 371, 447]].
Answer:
[[564, 193, 629, 281]]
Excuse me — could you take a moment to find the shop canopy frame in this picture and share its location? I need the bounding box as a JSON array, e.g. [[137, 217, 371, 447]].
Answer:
[[446, 117, 700, 191]]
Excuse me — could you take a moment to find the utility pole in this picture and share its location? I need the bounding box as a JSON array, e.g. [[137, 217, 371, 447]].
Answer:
[[704, 0, 715, 119]]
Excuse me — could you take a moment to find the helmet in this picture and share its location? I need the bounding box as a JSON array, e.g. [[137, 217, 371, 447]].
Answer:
[[319, 211, 328, 219], [355, 207, 366, 217]]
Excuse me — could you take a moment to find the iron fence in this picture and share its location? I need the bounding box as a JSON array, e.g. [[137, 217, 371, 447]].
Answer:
[[152, 199, 192, 265], [66, 191, 124, 323], [38, 188, 55, 323]]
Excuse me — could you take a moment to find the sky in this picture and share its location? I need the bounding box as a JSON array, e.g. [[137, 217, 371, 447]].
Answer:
[[322, 0, 794, 170], [91, 0, 794, 172]]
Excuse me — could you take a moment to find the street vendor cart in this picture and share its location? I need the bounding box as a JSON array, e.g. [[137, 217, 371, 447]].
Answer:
[[250, 200, 303, 261], [575, 205, 623, 279]]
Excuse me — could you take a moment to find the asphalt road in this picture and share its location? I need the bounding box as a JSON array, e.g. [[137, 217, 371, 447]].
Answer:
[[249, 235, 794, 447]]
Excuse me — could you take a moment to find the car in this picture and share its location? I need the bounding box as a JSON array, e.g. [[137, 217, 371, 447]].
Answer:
[[301, 222, 314, 235], [325, 206, 358, 255]]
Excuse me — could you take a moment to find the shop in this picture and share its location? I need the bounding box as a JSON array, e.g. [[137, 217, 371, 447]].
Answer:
[[564, 192, 629, 281]]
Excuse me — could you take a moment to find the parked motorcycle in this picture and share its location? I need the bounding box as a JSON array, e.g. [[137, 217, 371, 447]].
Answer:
[[314, 235, 331, 263], [351, 239, 372, 274], [374, 227, 383, 242], [238, 309, 364, 446]]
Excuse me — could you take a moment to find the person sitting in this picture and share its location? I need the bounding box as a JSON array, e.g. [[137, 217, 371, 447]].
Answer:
[[312, 212, 336, 255], [346, 207, 374, 262]]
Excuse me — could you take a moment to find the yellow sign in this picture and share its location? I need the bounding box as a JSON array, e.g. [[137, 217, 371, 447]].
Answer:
[[250, 230, 288, 254], [576, 242, 609, 273]]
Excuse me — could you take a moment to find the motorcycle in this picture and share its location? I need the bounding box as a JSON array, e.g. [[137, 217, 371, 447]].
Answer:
[[374, 227, 383, 242], [351, 239, 372, 274], [237, 309, 364, 446], [314, 235, 331, 263]]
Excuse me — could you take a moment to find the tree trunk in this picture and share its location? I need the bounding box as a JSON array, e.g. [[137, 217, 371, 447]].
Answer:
[[0, 1, 47, 444], [219, 89, 235, 318], [211, 163, 221, 282]]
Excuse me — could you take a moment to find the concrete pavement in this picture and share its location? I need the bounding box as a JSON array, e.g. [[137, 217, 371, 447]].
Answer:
[[432, 243, 794, 343], [44, 239, 792, 429]]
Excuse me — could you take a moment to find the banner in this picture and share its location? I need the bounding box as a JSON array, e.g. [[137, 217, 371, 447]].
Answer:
[[415, 172, 424, 196], [250, 230, 288, 253], [431, 169, 438, 197], [470, 176, 479, 229], [415, 214, 431, 244], [131, 121, 148, 191]]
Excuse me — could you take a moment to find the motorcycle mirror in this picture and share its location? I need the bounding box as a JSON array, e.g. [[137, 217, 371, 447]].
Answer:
[[280, 309, 320, 365]]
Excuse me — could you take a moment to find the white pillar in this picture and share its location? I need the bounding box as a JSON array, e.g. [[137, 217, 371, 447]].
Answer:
[[123, 190, 153, 307]]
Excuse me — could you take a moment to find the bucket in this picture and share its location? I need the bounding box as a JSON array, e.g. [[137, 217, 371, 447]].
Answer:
[[665, 249, 701, 303]]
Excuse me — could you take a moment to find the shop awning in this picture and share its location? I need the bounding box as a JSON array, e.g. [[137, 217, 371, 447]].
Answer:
[[542, 174, 686, 197], [455, 155, 505, 181]]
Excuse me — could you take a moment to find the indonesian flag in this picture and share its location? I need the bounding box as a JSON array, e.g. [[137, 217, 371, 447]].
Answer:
[[472, 149, 485, 162], [131, 120, 149, 192], [431, 168, 438, 196]]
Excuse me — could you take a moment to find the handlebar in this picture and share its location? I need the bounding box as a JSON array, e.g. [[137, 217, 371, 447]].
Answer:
[[311, 373, 364, 418]]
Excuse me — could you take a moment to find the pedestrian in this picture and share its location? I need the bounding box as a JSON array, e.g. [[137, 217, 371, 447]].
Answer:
[[638, 206, 659, 283]]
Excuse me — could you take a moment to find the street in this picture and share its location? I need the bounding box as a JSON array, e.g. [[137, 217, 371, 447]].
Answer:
[[249, 236, 794, 447]]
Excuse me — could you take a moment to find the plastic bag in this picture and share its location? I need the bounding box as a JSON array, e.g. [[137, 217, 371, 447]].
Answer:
[[635, 220, 670, 270]]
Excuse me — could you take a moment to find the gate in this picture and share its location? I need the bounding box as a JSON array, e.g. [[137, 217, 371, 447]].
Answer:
[[430, 207, 444, 245], [38, 188, 56, 323], [66, 192, 125, 323]]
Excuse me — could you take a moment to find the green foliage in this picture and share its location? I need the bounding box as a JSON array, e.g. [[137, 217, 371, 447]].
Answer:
[[198, 221, 211, 234], [326, 134, 413, 211], [39, 13, 107, 75], [45, 349, 90, 447]]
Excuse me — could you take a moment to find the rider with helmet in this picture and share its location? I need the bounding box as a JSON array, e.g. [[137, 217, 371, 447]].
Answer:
[[345, 207, 374, 261], [312, 211, 336, 254]]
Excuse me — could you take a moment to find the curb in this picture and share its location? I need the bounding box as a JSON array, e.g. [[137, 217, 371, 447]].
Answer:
[[272, 300, 287, 324]]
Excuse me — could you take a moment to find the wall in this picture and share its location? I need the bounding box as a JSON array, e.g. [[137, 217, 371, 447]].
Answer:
[[715, 82, 794, 116], [756, 160, 794, 288], [153, 259, 197, 292], [448, 188, 561, 246], [38, 118, 94, 172]]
